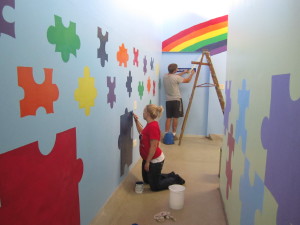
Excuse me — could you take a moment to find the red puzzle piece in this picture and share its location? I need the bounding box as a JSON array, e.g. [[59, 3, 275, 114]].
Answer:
[[133, 47, 139, 67], [18, 67, 59, 117], [0, 128, 83, 225], [226, 124, 235, 199], [153, 80, 156, 96]]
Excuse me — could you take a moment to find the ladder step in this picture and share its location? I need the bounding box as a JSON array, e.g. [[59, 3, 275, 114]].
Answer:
[[191, 62, 210, 66]]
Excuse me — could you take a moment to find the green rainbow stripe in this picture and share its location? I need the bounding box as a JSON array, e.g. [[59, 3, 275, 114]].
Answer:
[[182, 33, 227, 52]]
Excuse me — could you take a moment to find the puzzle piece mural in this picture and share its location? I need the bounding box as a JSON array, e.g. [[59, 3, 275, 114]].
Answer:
[[155, 64, 160, 76], [47, 15, 80, 62], [153, 80, 156, 96], [138, 81, 144, 100], [150, 57, 154, 70], [261, 74, 300, 225], [116, 43, 129, 67], [224, 80, 232, 134], [126, 71, 132, 97], [17, 67, 59, 117], [74, 66, 97, 116], [158, 77, 161, 90], [107, 76, 116, 108], [0, 0, 15, 38], [147, 76, 151, 93], [226, 124, 235, 199], [97, 27, 108, 67], [143, 56, 147, 75], [239, 158, 264, 225], [0, 128, 83, 225], [235, 79, 249, 153], [133, 47, 139, 67], [118, 108, 133, 176]]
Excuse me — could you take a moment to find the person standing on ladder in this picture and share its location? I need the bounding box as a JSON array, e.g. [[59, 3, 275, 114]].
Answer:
[[163, 63, 195, 140]]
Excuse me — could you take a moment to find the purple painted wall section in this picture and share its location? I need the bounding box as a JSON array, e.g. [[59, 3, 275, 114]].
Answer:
[[261, 74, 300, 225]]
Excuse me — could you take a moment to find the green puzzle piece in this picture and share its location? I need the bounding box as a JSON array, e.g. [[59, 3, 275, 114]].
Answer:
[[138, 81, 144, 100], [47, 15, 80, 62]]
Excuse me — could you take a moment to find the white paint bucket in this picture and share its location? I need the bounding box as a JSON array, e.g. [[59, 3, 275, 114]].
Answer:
[[135, 181, 144, 194], [169, 184, 185, 210]]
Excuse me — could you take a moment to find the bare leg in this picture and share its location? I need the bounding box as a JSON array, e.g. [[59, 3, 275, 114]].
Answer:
[[165, 118, 171, 133], [172, 118, 178, 133]]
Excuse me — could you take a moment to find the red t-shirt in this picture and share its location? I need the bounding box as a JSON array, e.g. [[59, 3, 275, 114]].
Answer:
[[139, 121, 162, 160]]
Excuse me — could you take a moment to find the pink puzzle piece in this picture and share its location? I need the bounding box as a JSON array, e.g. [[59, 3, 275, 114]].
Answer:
[[0, 128, 83, 225], [226, 124, 235, 199]]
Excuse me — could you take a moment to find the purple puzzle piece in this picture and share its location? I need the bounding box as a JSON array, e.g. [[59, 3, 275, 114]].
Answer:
[[143, 56, 147, 75], [107, 76, 116, 108], [261, 74, 300, 225], [224, 80, 232, 134], [0, 0, 15, 38], [97, 27, 108, 67]]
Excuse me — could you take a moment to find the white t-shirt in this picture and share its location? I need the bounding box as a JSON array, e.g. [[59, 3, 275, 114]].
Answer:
[[163, 73, 184, 101]]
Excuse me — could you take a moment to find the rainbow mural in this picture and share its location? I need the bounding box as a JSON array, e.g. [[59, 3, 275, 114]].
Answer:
[[162, 15, 228, 55]]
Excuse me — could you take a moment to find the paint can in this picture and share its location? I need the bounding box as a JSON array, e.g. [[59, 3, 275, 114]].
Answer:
[[135, 181, 144, 194], [169, 184, 185, 210]]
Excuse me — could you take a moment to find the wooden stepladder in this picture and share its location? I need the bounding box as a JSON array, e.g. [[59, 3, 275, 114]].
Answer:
[[178, 50, 225, 146]]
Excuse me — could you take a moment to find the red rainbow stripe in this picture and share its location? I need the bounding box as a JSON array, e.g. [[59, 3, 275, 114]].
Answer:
[[162, 15, 228, 53]]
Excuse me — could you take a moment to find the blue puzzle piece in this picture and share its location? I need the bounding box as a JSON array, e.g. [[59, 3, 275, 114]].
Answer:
[[126, 71, 132, 97], [240, 158, 264, 225], [235, 79, 249, 153], [150, 57, 154, 70], [261, 74, 300, 225]]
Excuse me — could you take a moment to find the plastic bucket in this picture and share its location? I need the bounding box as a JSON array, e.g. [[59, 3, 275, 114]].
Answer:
[[135, 181, 144, 194], [163, 132, 174, 145], [168, 184, 185, 210]]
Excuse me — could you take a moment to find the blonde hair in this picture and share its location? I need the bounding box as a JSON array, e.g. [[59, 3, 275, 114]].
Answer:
[[145, 104, 164, 120]]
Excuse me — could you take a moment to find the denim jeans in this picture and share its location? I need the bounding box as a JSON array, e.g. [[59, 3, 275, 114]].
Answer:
[[142, 160, 177, 191]]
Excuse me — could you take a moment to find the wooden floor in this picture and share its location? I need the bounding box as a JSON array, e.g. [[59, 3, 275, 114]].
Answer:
[[90, 136, 227, 225]]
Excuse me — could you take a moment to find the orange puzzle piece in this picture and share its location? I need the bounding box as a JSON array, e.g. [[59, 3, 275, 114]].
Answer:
[[116, 43, 129, 67], [18, 67, 59, 117]]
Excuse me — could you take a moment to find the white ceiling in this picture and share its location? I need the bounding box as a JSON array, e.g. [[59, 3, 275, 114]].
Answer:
[[115, 0, 239, 24]]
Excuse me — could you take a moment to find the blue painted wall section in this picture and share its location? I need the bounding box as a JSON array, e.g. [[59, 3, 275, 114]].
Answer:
[[239, 158, 264, 225], [235, 79, 249, 153], [0, 1, 161, 224]]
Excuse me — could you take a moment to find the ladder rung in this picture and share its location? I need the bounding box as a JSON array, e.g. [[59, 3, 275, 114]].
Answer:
[[191, 61, 210, 66], [196, 83, 215, 87]]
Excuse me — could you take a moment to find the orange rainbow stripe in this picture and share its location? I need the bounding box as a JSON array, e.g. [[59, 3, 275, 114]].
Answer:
[[162, 15, 228, 55]]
